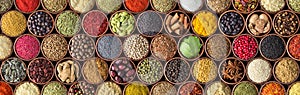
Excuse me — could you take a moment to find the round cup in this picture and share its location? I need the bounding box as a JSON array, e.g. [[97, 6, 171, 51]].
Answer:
[[109, 10, 136, 37], [246, 10, 272, 38], [191, 57, 217, 84], [55, 57, 81, 85], [27, 10, 55, 37], [273, 57, 299, 84], [232, 34, 258, 61], [205, 34, 231, 61], [136, 10, 163, 37], [272, 10, 300, 37], [14, 34, 40, 61], [96, 34, 123, 61], [55, 10, 81, 37], [164, 10, 191, 38], [246, 57, 272, 84], [27, 57, 54, 85], [218, 57, 246, 85], [164, 57, 190, 84], [82, 10, 108, 37], [218, 10, 245, 38], [0, 57, 27, 85], [259, 34, 286, 61], [177, 34, 204, 61], [109, 57, 136, 85]]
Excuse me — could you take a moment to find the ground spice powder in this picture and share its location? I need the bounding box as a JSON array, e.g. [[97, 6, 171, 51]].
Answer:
[[261, 82, 285, 95], [1, 11, 26, 37], [0, 35, 12, 60], [125, 82, 149, 95], [289, 82, 300, 95], [275, 58, 299, 83], [192, 11, 217, 37], [0, 82, 12, 95], [125, 0, 148, 12], [15, 0, 39, 13]]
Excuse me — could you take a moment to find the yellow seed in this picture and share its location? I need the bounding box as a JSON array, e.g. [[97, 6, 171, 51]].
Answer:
[[1, 11, 26, 37]]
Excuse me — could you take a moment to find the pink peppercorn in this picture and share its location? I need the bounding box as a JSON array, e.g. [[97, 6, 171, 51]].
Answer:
[[15, 34, 40, 60], [233, 35, 258, 60], [83, 10, 108, 37]]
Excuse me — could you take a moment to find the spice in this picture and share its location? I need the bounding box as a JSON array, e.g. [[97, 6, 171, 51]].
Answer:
[[179, 35, 202, 59], [42, 34, 68, 61], [125, 0, 148, 12], [206, 81, 231, 95], [57, 59, 80, 84], [288, 35, 300, 59], [233, 0, 257, 13], [83, 58, 108, 84], [42, 81, 67, 95], [151, 34, 177, 60], [0, 35, 12, 60], [137, 11, 162, 37], [248, 12, 271, 36], [207, 0, 231, 13], [1, 58, 26, 83], [179, 0, 202, 13], [96, 81, 122, 95], [83, 10, 108, 37], [137, 57, 163, 84], [15, 0, 39, 13], [151, 81, 176, 95], [261, 0, 285, 12], [42, 0, 67, 13], [288, 0, 300, 12], [125, 82, 149, 95], [1, 11, 26, 37], [28, 11, 54, 37], [15, 82, 40, 95], [165, 58, 189, 83], [233, 35, 258, 60], [179, 81, 203, 95], [233, 82, 257, 95], [110, 58, 136, 84], [192, 58, 217, 83], [123, 34, 149, 60], [192, 11, 217, 37], [151, 0, 175, 13], [261, 82, 285, 95], [165, 12, 190, 36], [219, 11, 244, 36], [69, 34, 95, 60], [220, 59, 244, 83], [0, 0, 12, 14], [28, 58, 54, 84], [96, 0, 122, 13], [206, 34, 230, 60], [97, 35, 122, 60], [275, 58, 299, 84], [68, 81, 95, 95], [70, 0, 94, 13], [0, 82, 12, 95], [247, 58, 271, 83], [56, 10, 80, 37], [274, 11, 299, 36], [15, 34, 40, 60], [110, 11, 135, 37], [260, 35, 285, 60], [289, 82, 300, 95]]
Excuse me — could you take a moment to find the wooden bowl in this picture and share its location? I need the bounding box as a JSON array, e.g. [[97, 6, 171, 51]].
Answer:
[[27, 57, 54, 85], [27, 10, 55, 37], [55, 57, 80, 85], [0, 34, 13, 61], [82, 57, 108, 85], [68, 0, 94, 14], [95, 0, 122, 14], [68, 34, 96, 61], [178, 0, 204, 14], [82, 10, 108, 37], [206, 0, 231, 14], [150, 0, 176, 14], [95, 34, 123, 61], [109, 10, 136, 37], [260, 0, 285, 14], [136, 57, 163, 85], [259, 81, 286, 95], [41, 34, 68, 61], [14, 34, 40, 61], [273, 57, 299, 84], [164, 10, 190, 38], [123, 34, 150, 61], [41, 0, 68, 14], [0, 0, 13, 14], [0, 10, 27, 37], [41, 81, 67, 95], [286, 0, 300, 14], [246, 10, 272, 38], [96, 81, 122, 95], [191, 57, 217, 84], [123, 0, 149, 14], [177, 81, 204, 95], [272, 10, 300, 37], [14, 0, 40, 14], [231, 81, 258, 95], [286, 34, 300, 61], [150, 81, 176, 95], [191, 10, 218, 37], [218, 10, 245, 38], [0, 57, 27, 85], [259, 34, 286, 61], [287, 81, 300, 95], [55, 10, 81, 37], [136, 10, 163, 37], [14, 81, 40, 95], [150, 34, 177, 61], [232, 34, 259, 61], [109, 57, 136, 85], [164, 57, 190, 84], [178, 34, 204, 61], [218, 57, 246, 85], [205, 81, 231, 95], [205, 34, 231, 61], [246, 57, 272, 84], [231, 0, 258, 14]]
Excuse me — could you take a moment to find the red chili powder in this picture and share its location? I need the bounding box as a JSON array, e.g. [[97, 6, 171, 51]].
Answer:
[[0, 82, 12, 95], [15, 35, 40, 60], [15, 0, 40, 13], [125, 0, 148, 12], [83, 11, 108, 36], [289, 35, 300, 59]]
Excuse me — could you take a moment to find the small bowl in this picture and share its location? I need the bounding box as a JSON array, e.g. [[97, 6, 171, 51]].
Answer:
[[191, 10, 218, 37], [205, 81, 231, 95], [0, 34, 13, 61], [232, 81, 258, 95], [231, 0, 258, 14], [137, 10, 163, 37], [123, 81, 150, 95], [259, 34, 286, 61], [273, 10, 300, 37], [0, 81, 14, 95], [41, 34, 68, 61], [82, 57, 108, 85], [68, 34, 96, 61], [15, 81, 40, 95], [96, 34, 123, 61], [164, 57, 190, 84], [246, 57, 272, 84], [27, 57, 54, 85], [136, 57, 163, 85], [109, 57, 136, 85], [286, 34, 300, 61], [218, 10, 245, 37], [95, 0, 122, 14], [260, 0, 285, 14], [150, 34, 177, 61], [218, 57, 246, 85], [205, 34, 231, 61], [123, 0, 149, 14], [82, 10, 108, 37], [14, 0, 40, 14], [164, 10, 190, 38], [0, 10, 27, 37], [55, 57, 80, 85], [68, 0, 94, 14], [178, 34, 204, 61], [246, 10, 272, 38], [96, 81, 122, 95], [0, 0, 13, 14], [259, 81, 286, 95], [41, 81, 67, 95], [206, 0, 231, 14], [41, 0, 68, 14], [150, 81, 176, 95], [123, 34, 150, 61], [55, 10, 81, 37], [109, 10, 136, 37], [287, 81, 300, 95], [273, 57, 299, 84], [286, 0, 300, 14], [14, 34, 40, 61], [178, 0, 204, 14], [150, 0, 176, 14], [191, 57, 217, 84], [0, 57, 27, 85], [27, 10, 55, 37], [68, 81, 95, 95], [177, 81, 204, 95], [232, 34, 258, 61]]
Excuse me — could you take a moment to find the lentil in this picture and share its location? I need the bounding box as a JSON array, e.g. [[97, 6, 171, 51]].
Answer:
[[28, 11, 54, 37], [83, 58, 108, 84], [289, 82, 300, 95], [0, 0, 12, 13], [261, 0, 285, 12], [0, 35, 12, 60], [110, 11, 135, 37], [206, 35, 230, 60], [15, 34, 40, 60], [151, 81, 176, 95], [151, 34, 177, 60], [96, 0, 122, 13], [125, 82, 149, 95], [96, 82, 122, 95], [179, 35, 202, 59], [15, 82, 40, 95], [274, 11, 299, 36], [56, 10, 80, 37], [125, 0, 148, 12], [137, 57, 163, 84], [192, 11, 217, 37], [233, 82, 257, 95], [165, 12, 189, 36], [123, 34, 149, 60], [288, 0, 300, 12], [83, 10, 108, 37], [151, 0, 175, 13], [1, 58, 26, 83], [57, 60, 80, 84], [165, 58, 189, 83], [247, 58, 271, 83], [42, 81, 67, 95], [248, 13, 271, 36], [15, 0, 39, 13], [70, 0, 94, 13], [275, 58, 299, 83], [42, 34, 68, 61], [233, 35, 258, 60], [28, 58, 54, 84], [260, 35, 285, 60], [261, 82, 285, 95], [110, 58, 136, 84], [288, 35, 300, 59], [137, 11, 162, 37], [0, 82, 12, 95], [233, 0, 257, 13], [206, 81, 231, 95], [69, 34, 95, 60], [179, 82, 203, 95], [179, 0, 202, 13], [1, 11, 26, 37], [68, 81, 95, 95], [220, 59, 244, 83], [97, 35, 122, 60], [192, 58, 217, 83], [219, 11, 244, 36], [42, 0, 67, 13], [207, 0, 231, 13]]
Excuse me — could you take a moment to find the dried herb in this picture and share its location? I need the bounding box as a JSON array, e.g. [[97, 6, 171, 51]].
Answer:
[[221, 59, 244, 83]]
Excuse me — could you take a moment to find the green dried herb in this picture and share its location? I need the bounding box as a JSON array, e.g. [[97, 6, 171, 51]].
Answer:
[[179, 35, 202, 59]]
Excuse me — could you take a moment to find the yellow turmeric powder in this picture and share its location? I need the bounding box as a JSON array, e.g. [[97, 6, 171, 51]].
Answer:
[[125, 82, 149, 95], [1, 10, 26, 37], [192, 11, 217, 37]]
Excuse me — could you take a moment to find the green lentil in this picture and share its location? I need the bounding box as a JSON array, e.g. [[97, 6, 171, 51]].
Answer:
[[152, 0, 176, 13], [56, 11, 80, 37], [0, 0, 12, 14], [234, 82, 257, 95], [289, 0, 300, 12], [42, 0, 67, 13], [125, 82, 149, 95], [42, 81, 67, 95], [137, 57, 163, 84], [110, 11, 135, 37], [96, 0, 122, 13]]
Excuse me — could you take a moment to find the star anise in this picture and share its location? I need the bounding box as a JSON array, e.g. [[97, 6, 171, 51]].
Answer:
[[221, 59, 244, 82]]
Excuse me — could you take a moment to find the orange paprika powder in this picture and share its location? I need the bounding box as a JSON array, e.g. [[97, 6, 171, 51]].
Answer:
[[0, 81, 12, 95], [125, 0, 149, 12], [261, 82, 285, 95], [15, 0, 40, 13]]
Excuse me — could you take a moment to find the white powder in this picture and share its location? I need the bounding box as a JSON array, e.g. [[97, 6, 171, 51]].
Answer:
[[247, 58, 271, 83], [179, 0, 203, 12]]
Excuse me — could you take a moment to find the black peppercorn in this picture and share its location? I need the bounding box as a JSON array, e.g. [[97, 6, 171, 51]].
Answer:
[[28, 11, 53, 37], [219, 11, 244, 36]]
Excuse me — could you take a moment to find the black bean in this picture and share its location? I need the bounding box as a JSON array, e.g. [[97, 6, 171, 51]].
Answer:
[[220, 12, 244, 36]]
